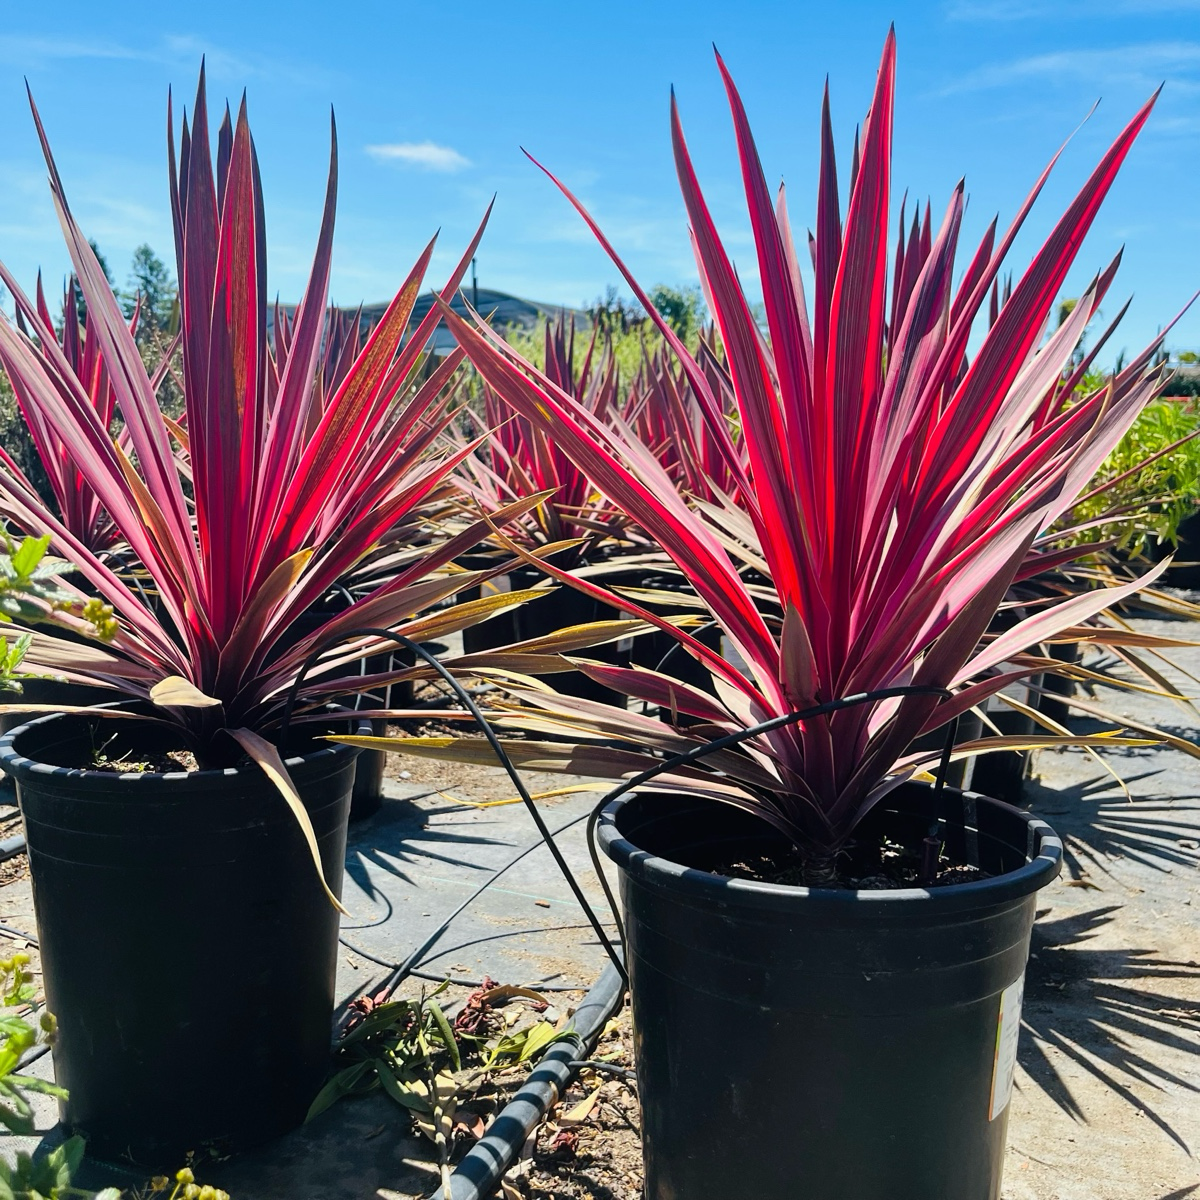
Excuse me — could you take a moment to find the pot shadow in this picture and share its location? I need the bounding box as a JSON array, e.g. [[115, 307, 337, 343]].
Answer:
[[1019, 905, 1200, 1153]]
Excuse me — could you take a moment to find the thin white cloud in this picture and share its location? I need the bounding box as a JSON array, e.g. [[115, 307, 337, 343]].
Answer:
[[0, 35, 145, 64], [943, 42, 1200, 92], [365, 141, 471, 172], [947, 0, 1200, 18], [0, 33, 328, 88]]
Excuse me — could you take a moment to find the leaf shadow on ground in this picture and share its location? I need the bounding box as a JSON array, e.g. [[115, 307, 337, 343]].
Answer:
[[1024, 767, 1200, 883], [343, 795, 510, 901], [1019, 904, 1200, 1153]]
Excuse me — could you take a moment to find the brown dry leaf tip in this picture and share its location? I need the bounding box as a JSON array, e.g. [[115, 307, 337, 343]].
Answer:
[[482, 984, 550, 1013]]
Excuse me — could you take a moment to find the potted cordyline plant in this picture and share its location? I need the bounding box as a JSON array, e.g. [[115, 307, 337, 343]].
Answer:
[[451, 316, 651, 704], [367, 33, 1181, 1200], [0, 72, 537, 1166]]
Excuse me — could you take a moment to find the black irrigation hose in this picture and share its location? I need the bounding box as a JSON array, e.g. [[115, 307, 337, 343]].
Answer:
[[409, 969, 582, 992], [0, 834, 26, 862], [279, 630, 626, 992], [651, 617, 720, 676], [336, 807, 605, 1008], [570, 1059, 637, 1082], [447, 961, 627, 1200]]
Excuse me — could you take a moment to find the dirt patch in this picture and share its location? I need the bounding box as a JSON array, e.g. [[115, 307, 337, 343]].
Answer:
[[0, 852, 29, 889], [494, 1004, 643, 1200]]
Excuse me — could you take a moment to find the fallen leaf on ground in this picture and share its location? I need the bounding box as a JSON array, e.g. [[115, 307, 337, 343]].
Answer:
[[560, 1086, 603, 1126]]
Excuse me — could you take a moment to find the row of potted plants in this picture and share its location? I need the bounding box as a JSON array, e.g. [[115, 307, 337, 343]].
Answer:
[[0, 31, 1194, 1200]]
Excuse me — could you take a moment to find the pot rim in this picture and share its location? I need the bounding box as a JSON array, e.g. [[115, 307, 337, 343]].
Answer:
[[0, 707, 367, 791], [598, 785, 1063, 911]]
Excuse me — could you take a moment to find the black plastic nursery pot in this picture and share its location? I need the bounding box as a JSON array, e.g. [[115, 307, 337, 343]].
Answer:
[[599, 783, 1063, 1200], [278, 603, 411, 820], [0, 709, 365, 1167], [461, 557, 629, 705], [625, 571, 721, 703], [0, 677, 116, 736], [1038, 641, 1081, 727], [909, 707, 984, 792], [970, 695, 1038, 806], [968, 605, 1038, 806]]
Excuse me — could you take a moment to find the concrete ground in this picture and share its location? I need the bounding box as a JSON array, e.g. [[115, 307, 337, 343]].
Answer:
[[0, 613, 1197, 1199]]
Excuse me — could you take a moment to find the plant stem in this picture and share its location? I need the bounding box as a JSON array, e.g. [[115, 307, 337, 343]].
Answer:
[[801, 853, 838, 887]]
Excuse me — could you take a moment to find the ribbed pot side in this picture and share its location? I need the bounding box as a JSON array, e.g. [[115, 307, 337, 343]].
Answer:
[[599, 783, 1062, 1200], [0, 710, 364, 1167]]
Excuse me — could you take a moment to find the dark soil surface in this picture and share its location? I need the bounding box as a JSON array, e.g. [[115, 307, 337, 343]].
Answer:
[[713, 834, 991, 889], [89, 748, 198, 773]]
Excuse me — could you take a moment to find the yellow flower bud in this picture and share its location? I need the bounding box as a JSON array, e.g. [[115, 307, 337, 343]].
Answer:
[[184, 1186, 200, 1200], [175, 1168, 194, 1186], [11, 952, 29, 966], [150, 1176, 170, 1192], [198, 1187, 217, 1200], [39, 1011, 56, 1035]]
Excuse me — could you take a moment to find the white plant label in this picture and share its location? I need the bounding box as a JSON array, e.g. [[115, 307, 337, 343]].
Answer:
[[989, 974, 1025, 1120]]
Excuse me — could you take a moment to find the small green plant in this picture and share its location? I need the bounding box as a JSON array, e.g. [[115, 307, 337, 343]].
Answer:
[[309, 982, 565, 1197], [0, 536, 71, 633], [0, 533, 96, 698], [0, 951, 66, 1138], [0, 952, 107, 1200], [1064, 396, 1200, 554], [0, 1134, 120, 1200], [137, 1167, 229, 1200]]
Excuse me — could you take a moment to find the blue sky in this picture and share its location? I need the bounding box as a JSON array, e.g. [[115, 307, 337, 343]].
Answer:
[[0, 0, 1196, 364]]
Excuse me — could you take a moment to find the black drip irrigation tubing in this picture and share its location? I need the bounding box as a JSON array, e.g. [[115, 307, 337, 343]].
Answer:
[[280, 628, 626, 995], [446, 962, 626, 1200], [336, 809, 613, 995], [284, 633, 962, 1197]]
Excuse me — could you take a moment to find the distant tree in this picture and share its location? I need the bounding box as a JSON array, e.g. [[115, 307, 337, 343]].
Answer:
[[122, 244, 177, 345], [586, 286, 646, 336], [649, 284, 706, 344]]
